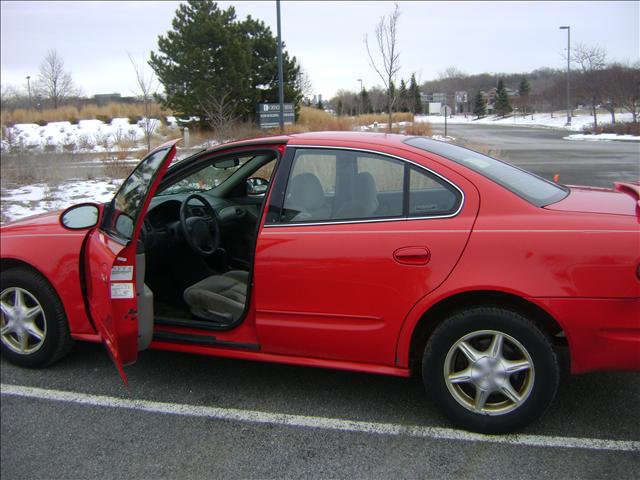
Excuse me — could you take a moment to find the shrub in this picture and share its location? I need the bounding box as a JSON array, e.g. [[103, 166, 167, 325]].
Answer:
[[95, 114, 111, 124], [128, 115, 142, 125], [35, 119, 47, 126]]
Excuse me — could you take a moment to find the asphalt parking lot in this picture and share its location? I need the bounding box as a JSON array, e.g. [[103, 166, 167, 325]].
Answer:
[[2, 125, 640, 479]]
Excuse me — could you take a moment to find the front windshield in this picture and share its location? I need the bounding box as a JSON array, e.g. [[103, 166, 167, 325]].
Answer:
[[158, 155, 252, 196]]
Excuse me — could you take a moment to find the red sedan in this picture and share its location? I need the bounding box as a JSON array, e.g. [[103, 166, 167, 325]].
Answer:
[[1, 132, 639, 433]]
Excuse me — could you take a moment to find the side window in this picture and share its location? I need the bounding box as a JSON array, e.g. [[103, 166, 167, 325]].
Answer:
[[281, 151, 336, 222], [409, 167, 461, 216], [274, 148, 462, 225]]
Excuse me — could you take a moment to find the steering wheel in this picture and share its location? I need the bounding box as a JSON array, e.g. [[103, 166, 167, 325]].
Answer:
[[179, 194, 221, 257]]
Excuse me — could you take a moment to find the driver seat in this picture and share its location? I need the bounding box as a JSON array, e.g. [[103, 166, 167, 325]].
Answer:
[[183, 270, 249, 323]]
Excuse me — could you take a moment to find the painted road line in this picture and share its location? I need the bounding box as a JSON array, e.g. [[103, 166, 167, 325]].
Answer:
[[2, 383, 638, 453]]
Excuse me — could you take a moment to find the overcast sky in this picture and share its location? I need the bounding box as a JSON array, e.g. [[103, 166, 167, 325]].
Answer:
[[1, 1, 638, 99]]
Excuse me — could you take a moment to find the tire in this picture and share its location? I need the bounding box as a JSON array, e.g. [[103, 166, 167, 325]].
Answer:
[[422, 306, 559, 434], [1, 267, 73, 367]]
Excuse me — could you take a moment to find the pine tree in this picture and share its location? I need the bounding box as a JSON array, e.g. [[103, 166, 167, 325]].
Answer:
[[518, 77, 531, 114], [409, 73, 422, 114], [398, 79, 409, 112], [149, 0, 302, 120], [473, 91, 487, 119], [337, 99, 343, 116], [317, 97, 323, 110], [361, 88, 372, 114], [494, 79, 512, 117]]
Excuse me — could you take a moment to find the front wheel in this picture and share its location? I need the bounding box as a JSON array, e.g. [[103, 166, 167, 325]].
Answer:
[[1, 267, 73, 367], [423, 307, 559, 433]]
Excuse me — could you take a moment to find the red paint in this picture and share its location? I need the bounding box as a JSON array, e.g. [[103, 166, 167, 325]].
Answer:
[[1, 132, 639, 381]]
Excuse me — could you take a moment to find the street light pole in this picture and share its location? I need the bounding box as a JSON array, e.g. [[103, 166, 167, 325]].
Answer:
[[276, 0, 285, 132], [357, 78, 363, 116], [559, 25, 571, 126], [26, 76, 32, 110]]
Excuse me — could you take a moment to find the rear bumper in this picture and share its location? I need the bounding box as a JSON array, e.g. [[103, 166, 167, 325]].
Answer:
[[534, 297, 640, 374]]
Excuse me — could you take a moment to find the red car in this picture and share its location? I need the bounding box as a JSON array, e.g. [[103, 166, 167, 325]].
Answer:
[[1, 132, 639, 433]]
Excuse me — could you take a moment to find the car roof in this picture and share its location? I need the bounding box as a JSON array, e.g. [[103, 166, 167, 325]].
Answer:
[[204, 131, 415, 153]]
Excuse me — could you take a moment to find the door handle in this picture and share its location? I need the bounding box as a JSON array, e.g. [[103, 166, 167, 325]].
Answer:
[[393, 247, 431, 265]]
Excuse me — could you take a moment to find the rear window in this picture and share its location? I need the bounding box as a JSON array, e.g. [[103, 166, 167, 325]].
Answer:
[[404, 137, 568, 207]]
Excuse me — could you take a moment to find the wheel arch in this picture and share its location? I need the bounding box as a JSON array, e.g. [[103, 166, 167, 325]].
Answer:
[[1, 258, 49, 281], [406, 290, 568, 374]]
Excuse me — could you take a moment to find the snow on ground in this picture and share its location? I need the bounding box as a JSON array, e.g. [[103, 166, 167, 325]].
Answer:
[[563, 133, 640, 142], [414, 111, 635, 132], [3, 117, 169, 153], [1, 179, 123, 224]]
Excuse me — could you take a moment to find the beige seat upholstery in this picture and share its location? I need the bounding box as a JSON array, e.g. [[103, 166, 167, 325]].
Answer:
[[284, 173, 331, 221], [334, 172, 379, 219], [183, 270, 249, 323]]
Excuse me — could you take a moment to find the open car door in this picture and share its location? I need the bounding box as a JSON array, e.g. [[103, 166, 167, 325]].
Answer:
[[84, 139, 179, 383]]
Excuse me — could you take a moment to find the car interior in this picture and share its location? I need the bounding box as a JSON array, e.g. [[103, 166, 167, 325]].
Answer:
[[138, 149, 278, 331]]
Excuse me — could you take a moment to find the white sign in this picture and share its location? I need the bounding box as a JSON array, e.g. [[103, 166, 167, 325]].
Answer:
[[111, 266, 133, 281], [110, 283, 134, 299]]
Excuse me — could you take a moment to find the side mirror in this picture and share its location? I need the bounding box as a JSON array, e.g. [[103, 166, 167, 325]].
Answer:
[[246, 177, 269, 196], [60, 203, 100, 230]]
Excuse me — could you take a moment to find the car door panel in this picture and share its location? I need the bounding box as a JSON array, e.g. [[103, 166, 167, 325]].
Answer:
[[254, 147, 479, 366], [84, 140, 179, 381]]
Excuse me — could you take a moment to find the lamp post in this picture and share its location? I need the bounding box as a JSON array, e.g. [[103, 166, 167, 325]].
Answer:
[[357, 78, 363, 116], [26, 76, 32, 110], [276, 0, 285, 132], [559, 25, 571, 126]]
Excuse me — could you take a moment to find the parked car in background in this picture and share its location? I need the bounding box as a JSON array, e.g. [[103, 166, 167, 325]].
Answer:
[[2, 132, 639, 433]]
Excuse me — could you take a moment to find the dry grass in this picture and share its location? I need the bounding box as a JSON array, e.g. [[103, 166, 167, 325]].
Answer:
[[294, 107, 355, 131], [1, 102, 169, 126], [403, 122, 433, 136]]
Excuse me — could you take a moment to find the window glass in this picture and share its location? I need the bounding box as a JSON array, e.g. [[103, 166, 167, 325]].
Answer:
[[409, 167, 461, 216], [404, 137, 568, 207], [280, 149, 404, 223], [103, 146, 171, 240]]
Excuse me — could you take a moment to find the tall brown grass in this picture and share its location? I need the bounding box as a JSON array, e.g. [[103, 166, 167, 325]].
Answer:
[[1, 102, 169, 126]]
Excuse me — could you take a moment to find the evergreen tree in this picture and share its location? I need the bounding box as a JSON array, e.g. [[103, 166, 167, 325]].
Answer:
[[409, 73, 422, 114], [337, 99, 343, 116], [398, 79, 409, 112], [473, 91, 487, 119], [149, 0, 302, 120], [518, 77, 531, 114], [494, 79, 512, 116], [361, 88, 372, 114], [317, 97, 323, 110]]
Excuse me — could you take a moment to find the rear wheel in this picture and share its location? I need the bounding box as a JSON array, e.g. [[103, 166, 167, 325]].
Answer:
[[423, 307, 559, 433], [1, 267, 73, 367]]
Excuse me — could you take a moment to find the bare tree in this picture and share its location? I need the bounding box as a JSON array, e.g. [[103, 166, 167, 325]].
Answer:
[[603, 63, 640, 124], [199, 90, 240, 143], [365, 2, 401, 132], [128, 53, 158, 152], [571, 43, 607, 129], [296, 65, 314, 104], [36, 50, 76, 109]]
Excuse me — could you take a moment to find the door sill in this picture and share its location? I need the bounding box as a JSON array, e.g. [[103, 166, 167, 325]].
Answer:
[[152, 330, 260, 351], [155, 315, 230, 331]]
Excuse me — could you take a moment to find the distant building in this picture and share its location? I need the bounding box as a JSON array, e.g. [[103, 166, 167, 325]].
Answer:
[[420, 91, 470, 115]]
